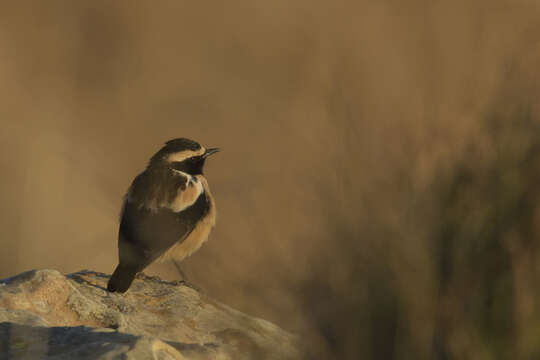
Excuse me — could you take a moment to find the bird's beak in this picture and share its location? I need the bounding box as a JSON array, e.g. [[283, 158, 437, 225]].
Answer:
[[203, 147, 220, 158]]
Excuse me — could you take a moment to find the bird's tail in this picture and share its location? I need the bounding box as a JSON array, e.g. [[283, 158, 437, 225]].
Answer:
[[107, 263, 139, 293]]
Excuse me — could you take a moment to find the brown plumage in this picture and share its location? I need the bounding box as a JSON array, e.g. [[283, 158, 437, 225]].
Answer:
[[107, 138, 219, 293]]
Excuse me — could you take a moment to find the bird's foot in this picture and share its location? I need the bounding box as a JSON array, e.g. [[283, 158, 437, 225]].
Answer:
[[135, 272, 147, 279], [177, 279, 203, 293], [135, 272, 160, 281]]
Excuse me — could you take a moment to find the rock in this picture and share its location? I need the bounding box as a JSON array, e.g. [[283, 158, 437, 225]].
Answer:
[[0, 270, 301, 359]]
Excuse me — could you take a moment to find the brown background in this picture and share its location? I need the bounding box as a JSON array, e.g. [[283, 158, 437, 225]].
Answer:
[[2, 1, 540, 358]]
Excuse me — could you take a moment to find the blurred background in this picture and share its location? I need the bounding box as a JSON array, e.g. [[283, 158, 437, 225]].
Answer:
[[2, 1, 540, 358]]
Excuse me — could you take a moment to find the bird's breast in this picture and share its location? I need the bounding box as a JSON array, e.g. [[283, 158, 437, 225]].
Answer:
[[169, 175, 204, 212], [157, 175, 216, 262]]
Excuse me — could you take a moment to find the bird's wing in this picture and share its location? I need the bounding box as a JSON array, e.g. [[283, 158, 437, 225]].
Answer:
[[118, 170, 210, 268], [126, 168, 201, 211]]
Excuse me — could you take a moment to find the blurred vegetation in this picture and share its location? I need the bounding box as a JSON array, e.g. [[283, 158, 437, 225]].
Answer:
[[297, 88, 540, 359], [431, 104, 540, 360]]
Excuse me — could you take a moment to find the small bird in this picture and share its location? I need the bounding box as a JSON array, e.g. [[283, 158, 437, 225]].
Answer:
[[107, 138, 219, 293]]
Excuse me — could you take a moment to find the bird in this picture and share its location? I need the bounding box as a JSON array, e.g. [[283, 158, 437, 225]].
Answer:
[[107, 138, 219, 293]]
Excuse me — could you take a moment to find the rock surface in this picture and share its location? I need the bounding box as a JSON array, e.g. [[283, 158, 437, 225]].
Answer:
[[0, 269, 301, 359]]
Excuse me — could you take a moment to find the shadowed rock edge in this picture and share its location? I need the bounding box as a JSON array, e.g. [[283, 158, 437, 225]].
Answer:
[[0, 269, 301, 360]]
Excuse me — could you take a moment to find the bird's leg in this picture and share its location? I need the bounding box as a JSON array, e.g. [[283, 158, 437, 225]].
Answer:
[[172, 260, 187, 281], [172, 260, 202, 292]]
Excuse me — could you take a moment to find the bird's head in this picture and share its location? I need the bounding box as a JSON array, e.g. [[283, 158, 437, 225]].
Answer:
[[149, 138, 220, 175]]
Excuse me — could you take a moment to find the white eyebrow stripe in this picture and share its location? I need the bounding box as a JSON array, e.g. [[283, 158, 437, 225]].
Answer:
[[167, 147, 206, 162]]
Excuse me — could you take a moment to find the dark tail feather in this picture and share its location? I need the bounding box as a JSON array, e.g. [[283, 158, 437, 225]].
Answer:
[[107, 264, 138, 293]]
